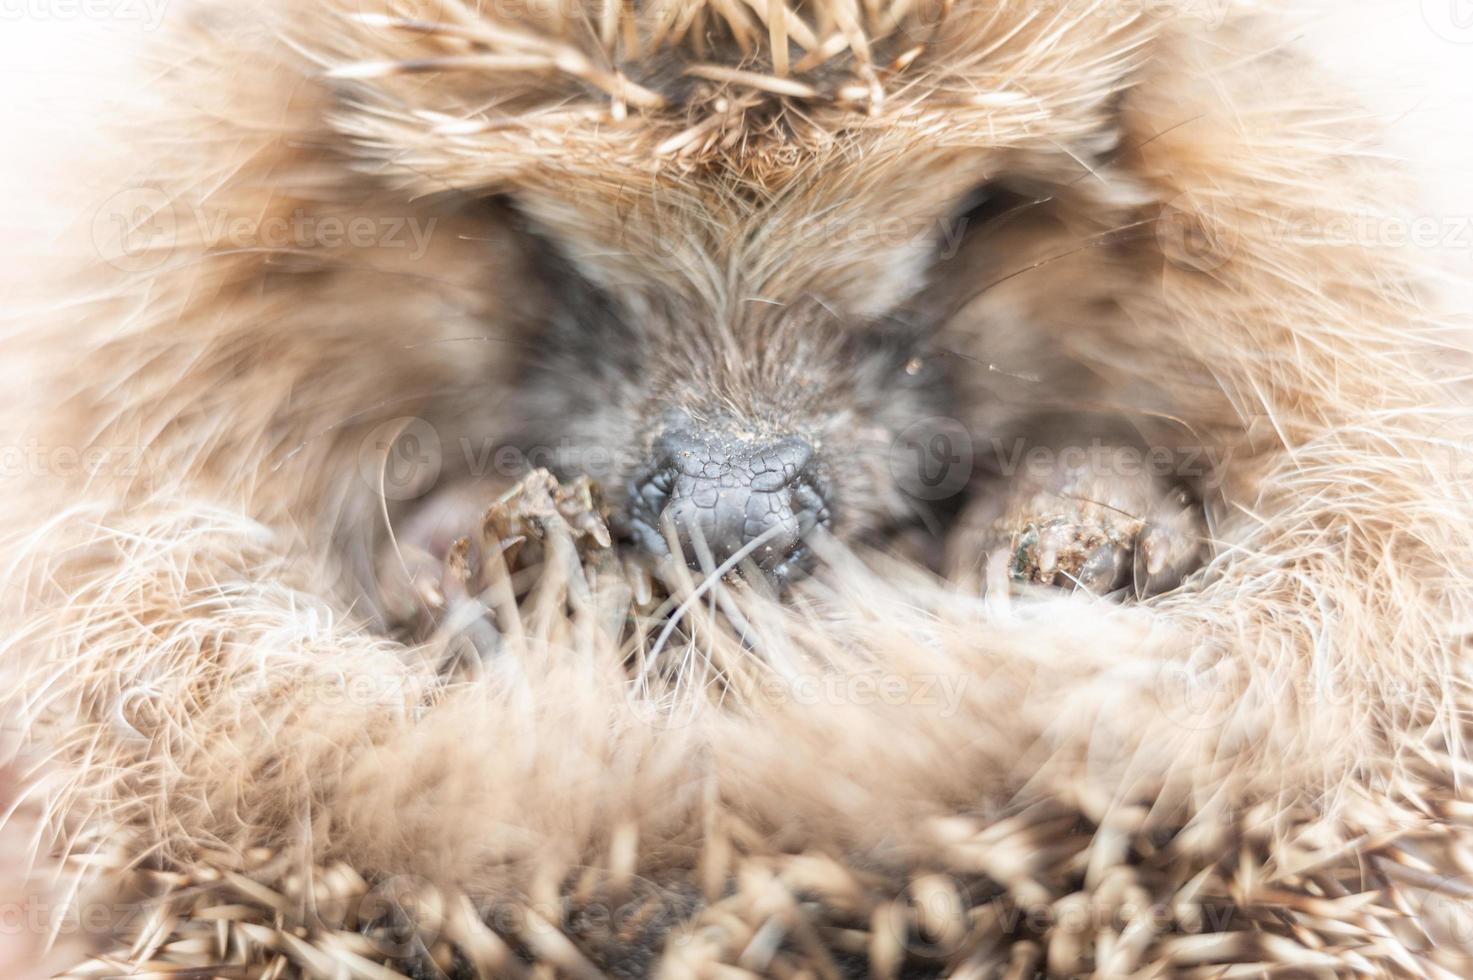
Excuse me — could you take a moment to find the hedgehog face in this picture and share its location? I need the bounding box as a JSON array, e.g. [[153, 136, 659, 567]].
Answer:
[[505, 265, 962, 579], [318, 0, 1148, 575], [487, 135, 1005, 573]]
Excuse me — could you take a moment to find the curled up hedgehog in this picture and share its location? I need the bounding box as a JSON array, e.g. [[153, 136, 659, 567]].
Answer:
[[4, 0, 1473, 975]]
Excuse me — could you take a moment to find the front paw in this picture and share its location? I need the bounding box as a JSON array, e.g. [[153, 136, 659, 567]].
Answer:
[[1006, 495, 1202, 597], [375, 470, 612, 651], [955, 453, 1207, 600]]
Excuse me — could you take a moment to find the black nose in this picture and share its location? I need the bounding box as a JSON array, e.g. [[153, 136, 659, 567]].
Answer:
[[625, 426, 831, 579]]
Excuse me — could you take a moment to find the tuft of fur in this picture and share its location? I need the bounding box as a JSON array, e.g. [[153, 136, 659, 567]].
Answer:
[[4, 0, 1473, 975]]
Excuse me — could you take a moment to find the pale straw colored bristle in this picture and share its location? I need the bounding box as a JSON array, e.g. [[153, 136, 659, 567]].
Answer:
[[6, 1, 1473, 977]]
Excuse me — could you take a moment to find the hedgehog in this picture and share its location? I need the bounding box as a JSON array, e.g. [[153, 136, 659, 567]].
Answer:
[[4, 0, 1473, 976], [283, 0, 1220, 608]]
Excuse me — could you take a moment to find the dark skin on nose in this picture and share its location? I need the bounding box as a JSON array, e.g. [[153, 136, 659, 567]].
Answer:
[[624, 425, 832, 579]]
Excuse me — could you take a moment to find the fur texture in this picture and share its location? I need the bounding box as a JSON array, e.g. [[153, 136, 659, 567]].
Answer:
[[4, 0, 1473, 975]]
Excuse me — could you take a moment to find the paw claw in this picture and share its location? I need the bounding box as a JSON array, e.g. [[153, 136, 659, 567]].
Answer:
[[964, 457, 1208, 602], [1140, 526, 1170, 577], [1077, 541, 1128, 593]]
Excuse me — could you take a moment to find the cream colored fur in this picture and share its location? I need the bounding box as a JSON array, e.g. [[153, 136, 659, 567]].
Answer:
[[2, 1, 1472, 974]]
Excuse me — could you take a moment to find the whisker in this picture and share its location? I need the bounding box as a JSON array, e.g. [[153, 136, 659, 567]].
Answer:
[[645, 524, 786, 669]]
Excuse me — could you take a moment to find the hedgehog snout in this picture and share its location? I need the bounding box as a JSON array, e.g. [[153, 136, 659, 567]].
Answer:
[[623, 424, 831, 582]]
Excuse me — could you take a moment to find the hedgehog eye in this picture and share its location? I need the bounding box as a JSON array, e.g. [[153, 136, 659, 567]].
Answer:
[[942, 180, 1049, 251], [951, 183, 1000, 225]]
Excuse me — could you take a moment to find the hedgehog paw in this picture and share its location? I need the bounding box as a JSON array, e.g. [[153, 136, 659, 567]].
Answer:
[[953, 453, 1208, 600]]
